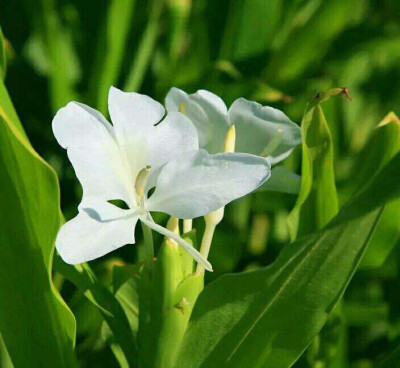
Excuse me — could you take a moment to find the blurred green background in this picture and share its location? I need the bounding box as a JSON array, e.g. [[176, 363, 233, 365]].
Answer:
[[1, 0, 400, 366]]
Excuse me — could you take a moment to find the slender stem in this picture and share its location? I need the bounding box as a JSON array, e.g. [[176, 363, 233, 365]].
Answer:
[[139, 221, 154, 263], [183, 219, 192, 233], [195, 223, 217, 275]]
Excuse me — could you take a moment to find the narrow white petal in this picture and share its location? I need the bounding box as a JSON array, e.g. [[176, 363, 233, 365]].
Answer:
[[140, 218, 213, 272], [108, 86, 165, 143], [146, 149, 271, 219], [56, 201, 138, 264], [228, 98, 301, 163], [52, 102, 133, 204]]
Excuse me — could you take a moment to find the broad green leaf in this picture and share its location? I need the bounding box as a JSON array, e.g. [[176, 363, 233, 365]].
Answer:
[[0, 334, 13, 368], [0, 81, 78, 367], [174, 153, 400, 368], [288, 89, 347, 240], [0, 27, 6, 80]]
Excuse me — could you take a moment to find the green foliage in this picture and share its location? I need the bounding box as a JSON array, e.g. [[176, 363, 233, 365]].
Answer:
[[174, 153, 400, 368], [1, 0, 400, 366], [0, 81, 78, 367], [288, 88, 344, 240]]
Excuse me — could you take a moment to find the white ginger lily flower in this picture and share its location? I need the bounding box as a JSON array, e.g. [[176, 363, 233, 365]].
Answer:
[[165, 88, 301, 162], [53, 87, 271, 271], [166, 88, 302, 194]]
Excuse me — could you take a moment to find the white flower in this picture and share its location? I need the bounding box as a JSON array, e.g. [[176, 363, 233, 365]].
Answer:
[[53, 87, 271, 271], [165, 88, 301, 164]]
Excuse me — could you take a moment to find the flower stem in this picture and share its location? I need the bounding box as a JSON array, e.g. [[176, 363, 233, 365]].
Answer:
[[183, 219, 192, 233], [139, 221, 154, 263]]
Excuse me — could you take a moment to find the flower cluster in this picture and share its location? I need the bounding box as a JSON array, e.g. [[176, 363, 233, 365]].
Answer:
[[53, 87, 300, 271]]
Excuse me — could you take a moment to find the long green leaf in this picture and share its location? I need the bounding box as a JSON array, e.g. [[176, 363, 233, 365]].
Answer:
[[174, 153, 400, 368], [288, 88, 346, 240], [353, 112, 400, 268], [0, 81, 78, 367]]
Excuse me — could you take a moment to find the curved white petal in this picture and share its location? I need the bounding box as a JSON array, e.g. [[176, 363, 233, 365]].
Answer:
[[52, 102, 133, 204], [56, 200, 138, 264], [146, 149, 271, 219], [108, 86, 165, 143], [192, 90, 228, 116], [165, 87, 190, 111], [228, 98, 301, 164], [140, 218, 212, 272], [145, 111, 199, 191], [165, 88, 229, 153]]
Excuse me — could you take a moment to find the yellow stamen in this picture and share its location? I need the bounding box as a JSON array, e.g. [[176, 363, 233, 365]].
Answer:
[[179, 101, 186, 114], [135, 166, 151, 198], [223, 125, 236, 153]]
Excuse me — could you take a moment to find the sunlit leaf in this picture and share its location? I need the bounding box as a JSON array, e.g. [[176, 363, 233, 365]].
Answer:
[[0, 81, 78, 367], [174, 152, 400, 368], [287, 88, 348, 240]]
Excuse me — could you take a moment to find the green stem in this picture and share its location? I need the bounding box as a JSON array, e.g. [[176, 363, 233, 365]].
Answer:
[[124, 0, 164, 91], [139, 222, 154, 263]]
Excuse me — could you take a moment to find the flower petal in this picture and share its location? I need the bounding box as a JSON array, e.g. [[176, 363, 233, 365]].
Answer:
[[228, 98, 301, 164], [146, 149, 271, 219], [145, 111, 199, 191], [52, 102, 133, 204], [165, 88, 229, 153], [56, 200, 138, 264], [108, 86, 165, 142], [140, 218, 213, 271]]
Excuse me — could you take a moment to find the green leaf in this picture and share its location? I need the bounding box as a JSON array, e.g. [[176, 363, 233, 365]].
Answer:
[[288, 88, 347, 240], [0, 334, 13, 368], [354, 112, 400, 268], [0, 81, 78, 367], [0, 27, 6, 80], [53, 257, 137, 367], [173, 153, 400, 368]]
